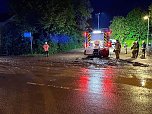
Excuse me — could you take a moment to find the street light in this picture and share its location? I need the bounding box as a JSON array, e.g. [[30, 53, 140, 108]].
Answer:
[[143, 15, 150, 48]]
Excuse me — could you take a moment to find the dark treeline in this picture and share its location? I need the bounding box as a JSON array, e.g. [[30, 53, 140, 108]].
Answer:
[[1, 0, 93, 55]]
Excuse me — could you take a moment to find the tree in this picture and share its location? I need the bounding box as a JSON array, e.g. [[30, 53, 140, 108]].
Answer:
[[110, 16, 126, 42], [10, 0, 93, 33], [73, 0, 93, 30], [125, 8, 147, 41], [110, 8, 147, 46], [6, 0, 93, 55]]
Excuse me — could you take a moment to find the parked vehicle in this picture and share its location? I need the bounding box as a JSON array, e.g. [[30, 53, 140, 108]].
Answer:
[[84, 30, 110, 58]]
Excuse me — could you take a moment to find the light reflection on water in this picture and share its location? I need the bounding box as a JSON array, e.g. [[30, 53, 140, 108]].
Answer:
[[1, 57, 152, 113], [141, 79, 146, 87], [76, 65, 152, 112], [78, 66, 118, 110], [79, 66, 116, 94]]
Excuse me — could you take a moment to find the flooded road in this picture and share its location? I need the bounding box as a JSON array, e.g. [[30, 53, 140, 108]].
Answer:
[[0, 51, 152, 114]]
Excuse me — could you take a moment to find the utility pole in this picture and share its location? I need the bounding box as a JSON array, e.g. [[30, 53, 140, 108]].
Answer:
[[96, 13, 100, 30]]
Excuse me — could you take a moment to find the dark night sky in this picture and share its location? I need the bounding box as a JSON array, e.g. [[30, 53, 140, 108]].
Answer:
[[0, 0, 9, 13], [0, 0, 152, 28], [91, 0, 152, 28], [91, 0, 152, 17], [90, 0, 152, 28]]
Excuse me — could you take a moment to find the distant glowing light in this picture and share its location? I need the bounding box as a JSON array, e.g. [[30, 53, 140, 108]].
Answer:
[[141, 79, 146, 87], [92, 30, 102, 34], [143, 16, 149, 20], [24, 32, 31, 37]]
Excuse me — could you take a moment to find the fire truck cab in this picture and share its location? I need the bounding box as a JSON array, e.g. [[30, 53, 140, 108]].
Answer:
[[84, 30, 110, 58]]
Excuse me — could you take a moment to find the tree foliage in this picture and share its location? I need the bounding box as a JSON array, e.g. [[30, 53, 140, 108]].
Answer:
[[10, 0, 93, 33], [110, 8, 148, 46], [73, 0, 93, 30], [110, 16, 126, 41], [2, 0, 93, 55]]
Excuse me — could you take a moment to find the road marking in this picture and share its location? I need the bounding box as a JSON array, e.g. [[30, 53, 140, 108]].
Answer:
[[26, 82, 45, 86], [27, 82, 37, 85], [26, 82, 101, 94], [49, 79, 56, 82]]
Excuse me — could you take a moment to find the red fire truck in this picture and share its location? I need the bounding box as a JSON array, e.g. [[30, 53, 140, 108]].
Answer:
[[84, 30, 111, 58]]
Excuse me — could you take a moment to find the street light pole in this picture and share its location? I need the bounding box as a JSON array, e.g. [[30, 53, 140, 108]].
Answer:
[[96, 13, 100, 30]]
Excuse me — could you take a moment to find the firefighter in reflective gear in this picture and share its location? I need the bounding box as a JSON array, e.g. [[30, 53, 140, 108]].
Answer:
[[43, 42, 50, 57], [135, 41, 139, 58], [114, 40, 121, 59], [131, 41, 137, 58], [141, 40, 146, 58]]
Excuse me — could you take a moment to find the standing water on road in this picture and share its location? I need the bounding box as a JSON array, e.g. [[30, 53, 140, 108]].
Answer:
[[0, 56, 152, 114]]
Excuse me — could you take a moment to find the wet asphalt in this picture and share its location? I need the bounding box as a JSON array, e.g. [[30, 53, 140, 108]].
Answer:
[[0, 49, 152, 114]]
